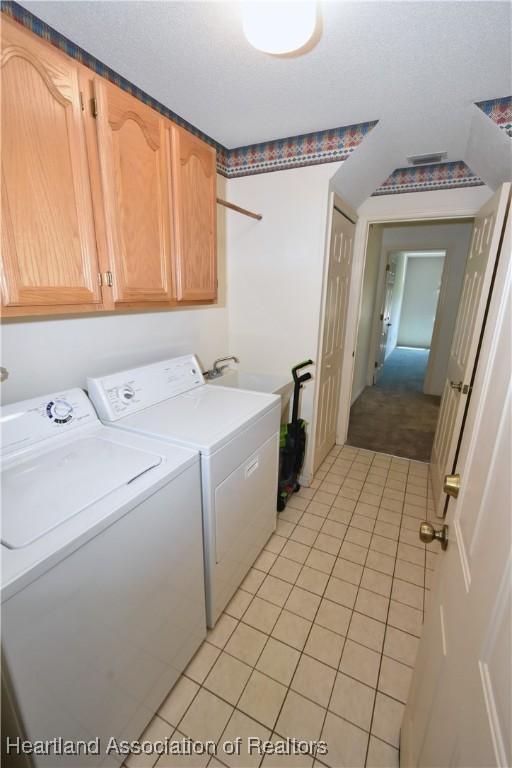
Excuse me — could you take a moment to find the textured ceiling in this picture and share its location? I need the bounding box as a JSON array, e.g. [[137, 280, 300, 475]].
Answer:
[[20, 1, 511, 151], [18, 1, 512, 205]]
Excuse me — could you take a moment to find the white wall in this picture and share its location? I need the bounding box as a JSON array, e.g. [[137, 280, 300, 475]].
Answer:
[[357, 185, 492, 220], [424, 231, 472, 395], [397, 256, 445, 347], [385, 252, 407, 357], [0, 176, 230, 404], [0, 307, 229, 403], [351, 224, 382, 403], [225, 162, 341, 482]]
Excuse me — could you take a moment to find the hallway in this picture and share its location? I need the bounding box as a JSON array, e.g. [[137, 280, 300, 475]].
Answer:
[[346, 348, 441, 462]]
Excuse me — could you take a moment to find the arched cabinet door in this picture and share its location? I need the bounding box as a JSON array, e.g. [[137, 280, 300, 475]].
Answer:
[[1, 19, 102, 313], [170, 125, 217, 301], [94, 80, 174, 305]]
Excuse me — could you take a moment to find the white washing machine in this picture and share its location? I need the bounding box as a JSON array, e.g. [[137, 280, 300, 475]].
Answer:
[[1, 389, 206, 767], [87, 354, 281, 627]]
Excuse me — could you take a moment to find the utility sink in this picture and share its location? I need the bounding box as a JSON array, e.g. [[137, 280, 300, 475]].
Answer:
[[211, 370, 293, 423]]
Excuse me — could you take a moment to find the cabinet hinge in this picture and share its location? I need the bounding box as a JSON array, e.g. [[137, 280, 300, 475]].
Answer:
[[79, 91, 85, 111], [103, 271, 113, 287], [462, 383, 472, 395], [90, 97, 98, 118], [385, 264, 390, 271], [380, 313, 384, 321], [374, 361, 379, 368]]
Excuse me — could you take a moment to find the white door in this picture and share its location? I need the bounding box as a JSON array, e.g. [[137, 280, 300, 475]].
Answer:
[[374, 254, 397, 383], [401, 210, 511, 768], [430, 184, 510, 515], [313, 203, 355, 472]]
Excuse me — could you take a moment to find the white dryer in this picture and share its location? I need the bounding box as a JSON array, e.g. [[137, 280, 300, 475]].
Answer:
[[87, 354, 281, 627], [1, 389, 206, 766]]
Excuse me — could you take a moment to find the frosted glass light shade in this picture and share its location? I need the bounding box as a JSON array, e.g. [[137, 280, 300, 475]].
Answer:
[[241, 2, 317, 55]]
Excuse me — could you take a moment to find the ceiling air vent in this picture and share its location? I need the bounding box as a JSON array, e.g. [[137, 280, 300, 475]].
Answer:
[[407, 152, 447, 166]]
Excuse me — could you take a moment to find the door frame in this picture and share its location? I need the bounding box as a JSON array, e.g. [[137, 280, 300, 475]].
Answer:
[[365, 246, 447, 389], [337, 203, 486, 446], [308, 191, 358, 482]]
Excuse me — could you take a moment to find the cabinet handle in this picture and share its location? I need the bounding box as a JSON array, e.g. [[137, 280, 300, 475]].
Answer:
[[103, 271, 113, 287]]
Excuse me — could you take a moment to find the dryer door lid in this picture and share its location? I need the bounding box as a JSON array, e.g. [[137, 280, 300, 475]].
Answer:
[[2, 437, 162, 549]]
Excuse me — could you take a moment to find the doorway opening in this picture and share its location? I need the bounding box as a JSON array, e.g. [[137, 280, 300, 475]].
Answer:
[[346, 219, 474, 461]]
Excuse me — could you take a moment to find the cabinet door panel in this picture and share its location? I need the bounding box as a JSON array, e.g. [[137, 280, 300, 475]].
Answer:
[[1, 20, 101, 310], [171, 126, 216, 301], [95, 81, 173, 304]]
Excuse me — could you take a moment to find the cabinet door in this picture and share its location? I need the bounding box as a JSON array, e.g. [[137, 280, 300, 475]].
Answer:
[[94, 80, 174, 305], [1, 19, 102, 313], [171, 126, 217, 301]]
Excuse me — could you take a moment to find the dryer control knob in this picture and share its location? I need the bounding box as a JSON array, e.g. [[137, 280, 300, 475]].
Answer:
[[119, 385, 136, 403]]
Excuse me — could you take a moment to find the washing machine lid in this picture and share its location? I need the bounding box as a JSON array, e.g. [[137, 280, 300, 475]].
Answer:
[[112, 385, 279, 453], [2, 436, 162, 549]]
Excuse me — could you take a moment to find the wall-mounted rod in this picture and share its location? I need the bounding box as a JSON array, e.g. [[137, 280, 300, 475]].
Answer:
[[216, 197, 262, 221]]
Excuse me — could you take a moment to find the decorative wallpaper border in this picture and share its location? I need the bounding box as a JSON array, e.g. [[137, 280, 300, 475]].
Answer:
[[224, 122, 378, 178], [476, 96, 512, 137], [1, 1, 501, 188], [373, 161, 484, 196]]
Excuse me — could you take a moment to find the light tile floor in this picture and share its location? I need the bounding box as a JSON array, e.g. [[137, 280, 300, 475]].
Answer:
[[127, 446, 439, 768]]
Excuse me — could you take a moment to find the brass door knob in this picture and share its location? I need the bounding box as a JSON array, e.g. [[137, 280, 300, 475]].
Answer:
[[444, 473, 461, 498], [419, 522, 449, 550]]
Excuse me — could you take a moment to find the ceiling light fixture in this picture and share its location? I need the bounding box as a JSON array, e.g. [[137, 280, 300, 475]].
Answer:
[[241, 2, 317, 55]]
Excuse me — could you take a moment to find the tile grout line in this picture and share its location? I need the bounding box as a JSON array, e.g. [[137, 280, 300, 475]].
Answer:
[[267, 445, 359, 768], [313, 448, 385, 767], [197, 449, 364, 768], [363, 456, 418, 764], [156, 446, 430, 768]]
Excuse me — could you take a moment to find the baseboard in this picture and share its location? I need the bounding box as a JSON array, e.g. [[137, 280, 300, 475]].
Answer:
[[351, 383, 366, 405]]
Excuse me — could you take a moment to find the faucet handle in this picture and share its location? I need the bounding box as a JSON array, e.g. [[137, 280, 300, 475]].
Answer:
[[213, 355, 239, 369]]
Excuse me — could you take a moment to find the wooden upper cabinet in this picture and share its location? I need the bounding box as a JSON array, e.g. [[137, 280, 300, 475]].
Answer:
[[94, 80, 174, 305], [170, 125, 217, 301], [1, 19, 218, 317], [1, 19, 102, 314]]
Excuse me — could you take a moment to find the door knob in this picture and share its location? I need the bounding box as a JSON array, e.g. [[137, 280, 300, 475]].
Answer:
[[419, 522, 449, 550], [450, 381, 463, 392], [444, 474, 460, 498]]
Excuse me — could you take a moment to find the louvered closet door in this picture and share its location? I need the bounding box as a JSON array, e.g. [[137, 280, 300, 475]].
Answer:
[[1, 19, 101, 311], [94, 80, 174, 304]]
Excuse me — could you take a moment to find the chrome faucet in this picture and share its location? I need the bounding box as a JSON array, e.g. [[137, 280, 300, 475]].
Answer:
[[203, 356, 239, 380]]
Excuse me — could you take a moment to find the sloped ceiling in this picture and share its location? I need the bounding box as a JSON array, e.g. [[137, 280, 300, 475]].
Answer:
[[17, 0, 512, 205]]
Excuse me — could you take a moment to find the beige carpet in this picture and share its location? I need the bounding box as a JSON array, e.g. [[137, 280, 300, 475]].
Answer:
[[346, 347, 441, 462]]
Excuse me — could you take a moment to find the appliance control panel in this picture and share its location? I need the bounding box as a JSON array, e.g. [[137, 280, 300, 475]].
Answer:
[[87, 355, 204, 422], [1, 389, 98, 457]]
